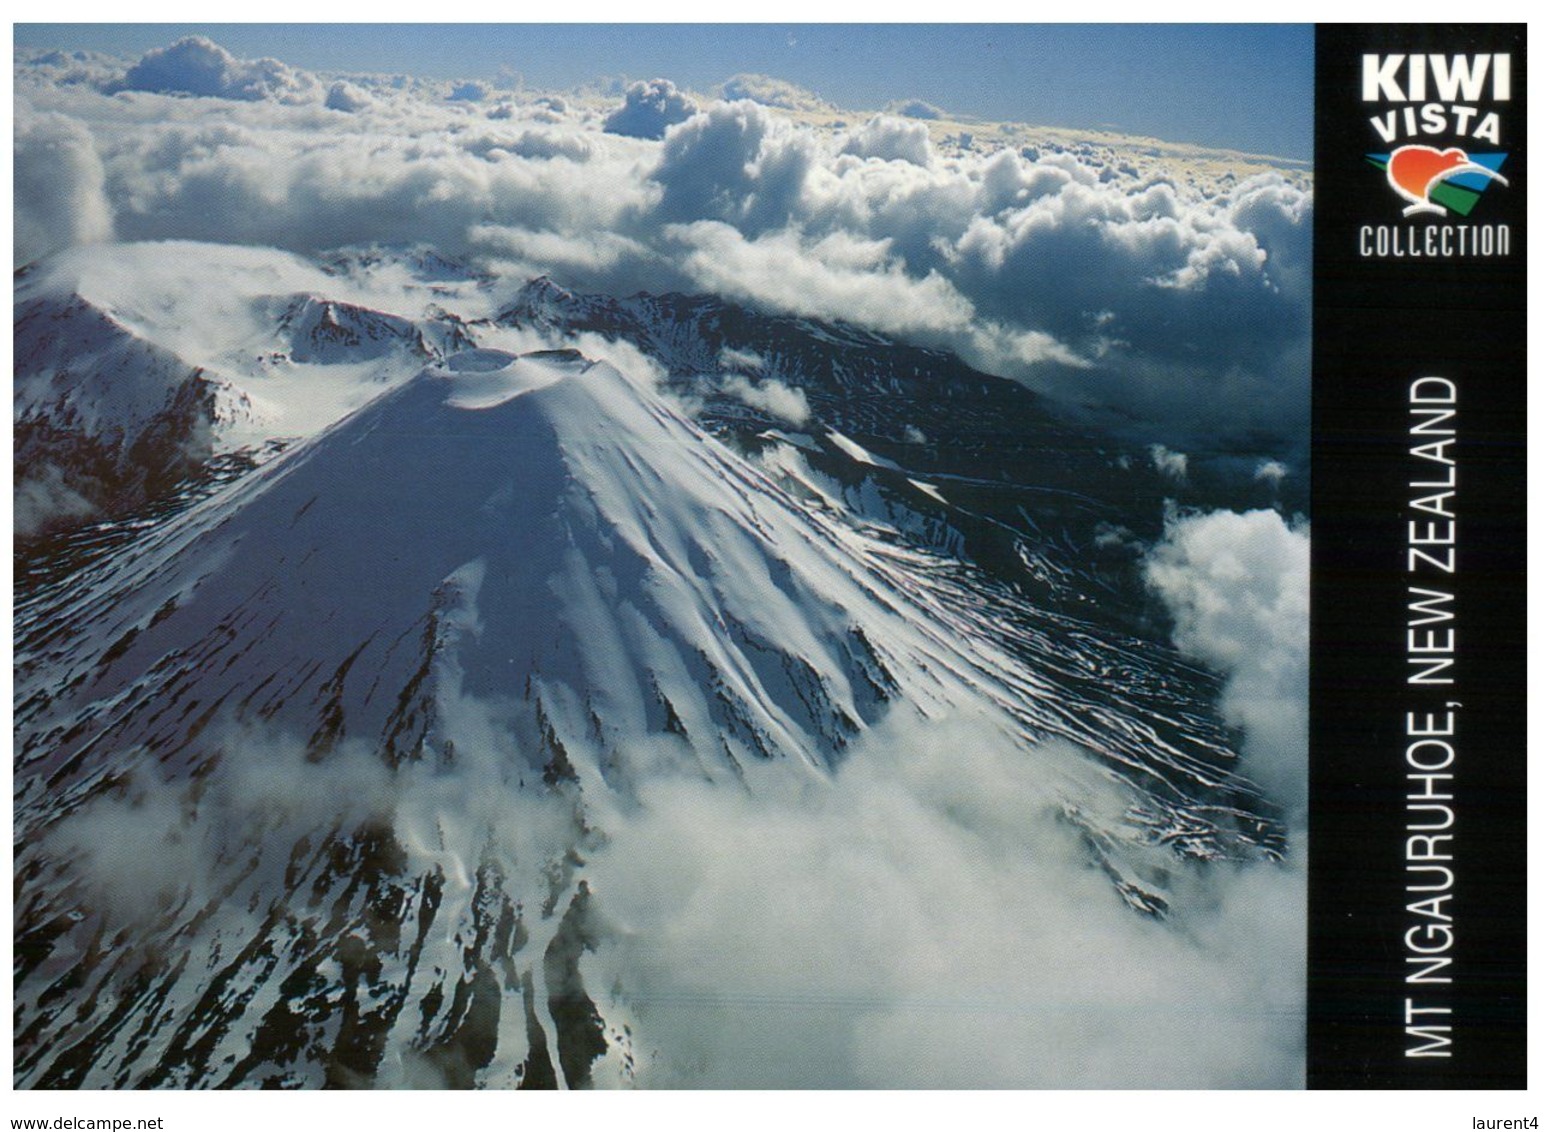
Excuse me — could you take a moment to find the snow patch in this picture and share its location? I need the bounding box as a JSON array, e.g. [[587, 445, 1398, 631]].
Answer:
[[827, 429, 901, 471], [908, 479, 947, 505]]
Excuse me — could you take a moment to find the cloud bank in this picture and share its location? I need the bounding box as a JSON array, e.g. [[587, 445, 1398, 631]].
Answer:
[[16, 35, 1310, 447], [586, 712, 1303, 1088], [29, 691, 1303, 1089]]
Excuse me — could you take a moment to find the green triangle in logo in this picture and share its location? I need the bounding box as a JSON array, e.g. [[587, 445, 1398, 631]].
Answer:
[[1430, 181, 1483, 217]]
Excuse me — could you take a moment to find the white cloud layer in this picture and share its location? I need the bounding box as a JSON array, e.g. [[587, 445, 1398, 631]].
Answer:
[[30, 693, 1303, 1088], [586, 712, 1303, 1088], [15, 34, 1311, 445]]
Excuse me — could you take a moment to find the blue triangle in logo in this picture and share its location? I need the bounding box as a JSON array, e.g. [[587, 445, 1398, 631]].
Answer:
[[1445, 152, 1507, 193]]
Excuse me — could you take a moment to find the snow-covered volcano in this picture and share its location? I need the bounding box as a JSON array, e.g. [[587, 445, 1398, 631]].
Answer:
[[14, 339, 1288, 1088], [18, 347, 986, 796]]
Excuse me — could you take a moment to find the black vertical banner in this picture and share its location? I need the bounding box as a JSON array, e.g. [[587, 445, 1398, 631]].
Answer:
[[1309, 26, 1527, 1088]]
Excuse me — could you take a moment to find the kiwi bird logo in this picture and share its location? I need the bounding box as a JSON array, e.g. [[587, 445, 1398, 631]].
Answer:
[[1368, 145, 1510, 218]]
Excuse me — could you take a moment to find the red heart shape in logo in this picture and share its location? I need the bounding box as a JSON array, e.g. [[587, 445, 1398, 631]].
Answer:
[[1389, 145, 1469, 201]]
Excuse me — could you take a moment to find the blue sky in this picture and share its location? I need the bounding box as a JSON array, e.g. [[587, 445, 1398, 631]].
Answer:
[[16, 24, 1312, 157]]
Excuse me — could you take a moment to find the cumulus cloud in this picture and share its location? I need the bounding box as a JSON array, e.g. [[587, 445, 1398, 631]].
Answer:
[[16, 46, 123, 88], [78, 104, 653, 267], [841, 114, 934, 167], [602, 78, 697, 139], [1145, 508, 1309, 812], [652, 100, 815, 231], [324, 80, 372, 113], [939, 164, 1310, 441], [502, 130, 594, 163], [111, 35, 318, 103]]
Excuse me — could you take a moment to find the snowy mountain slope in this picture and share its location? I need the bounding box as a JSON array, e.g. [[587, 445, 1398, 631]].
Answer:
[[497, 275, 1305, 513], [14, 347, 1282, 1088], [14, 289, 227, 537], [493, 276, 1241, 633], [13, 244, 491, 542], [276, 295, 431, 364], [18, 246, 1295, 646]]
